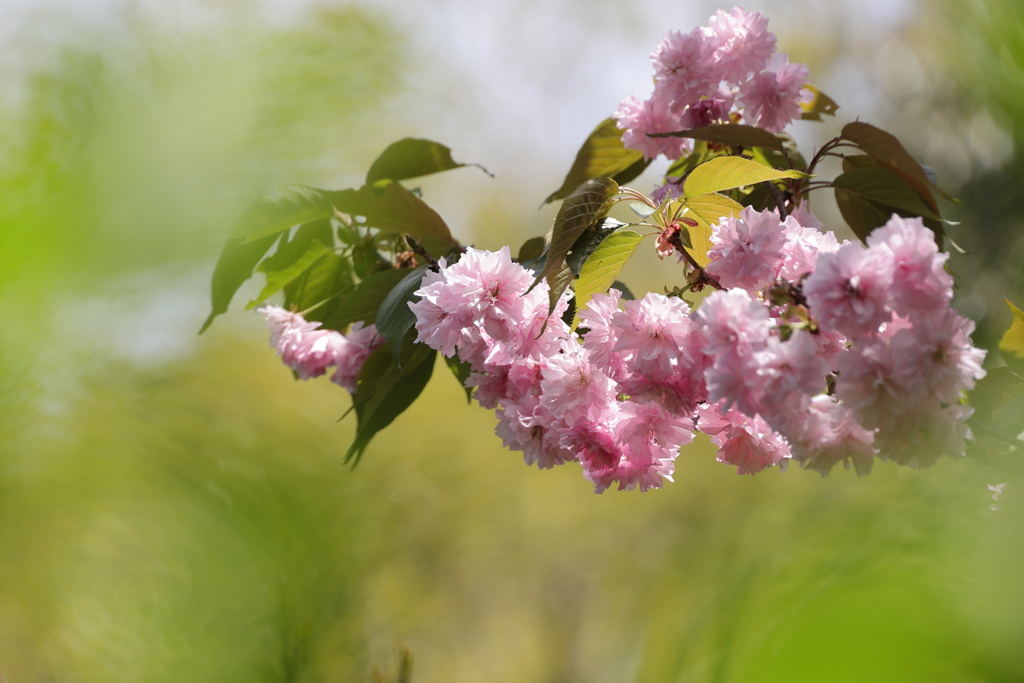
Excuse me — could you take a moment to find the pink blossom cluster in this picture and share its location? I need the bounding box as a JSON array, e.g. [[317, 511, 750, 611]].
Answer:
[[260, 305, 383, 393], [402, 211, 985, 491], [613, 7, 812, 161], [700, 209, 986, 474], [409, 247, 710, 492]]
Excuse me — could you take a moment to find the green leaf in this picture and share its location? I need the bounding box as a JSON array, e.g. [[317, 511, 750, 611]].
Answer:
[[322, 181, 454, 244], [629, 202, 656, 218], [246, 239, 331, 310], [649, 123, 785, 152], [683, 156, 807, 199], [840, 122, 940, 217], [833, 186, 893, 242], [673, 193, 744, 267], [230, 185, 334, 244], [800, 85, 839, 121], [365, 138, 490, 184], [545, 262, 576, 320], [374, 264, 430, 365], [544, 118, 650, 205], [322, 267, 409, 331], [201, 232, 280, 333], [444, 353, 474, 403], [533, 177, 619, 288], [566, 218, 627, 276], [346, 334, 436, 465], [283, 252, 352, 323], [572, 229, 645, 328], [831, 168, 940, 219], [1000, 298, 1024, 374], [516, 236, 546, 264]]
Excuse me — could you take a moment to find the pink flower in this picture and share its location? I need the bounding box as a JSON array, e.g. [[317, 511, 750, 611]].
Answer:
[[866, 215, 952, 315], [539, 344, 618, 428], [907, 308, 987, 403], [330, 322, 383, 393], [706, 7, 777, 83], [780, 395, 876, 476], [803, 241, 894, 338], [612, 401, 694, 492], [650, 28, 718, 104], [706, 206, 788, 290], [278, 327, 340, 380], [614, 95, 689, 161], [754, 329, 830, 406], [495, 393, 575, 470], [260, 305, 319, 348], [577, 289, 629, 380], [699, 401, 791, 475], [777, 215, 841, 281], [679, 87, 736, 128], [694, 289, 772, 356], [612, 293, 705, 381], [738, 53, 811, 133]]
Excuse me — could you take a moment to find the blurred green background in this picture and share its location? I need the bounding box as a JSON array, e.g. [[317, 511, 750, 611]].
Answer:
[[1, 1, 1023, 681]]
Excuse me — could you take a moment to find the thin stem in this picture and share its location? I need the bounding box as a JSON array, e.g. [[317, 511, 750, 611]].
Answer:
[[405, 234, 441, 272], [764, 181, 788, 219]]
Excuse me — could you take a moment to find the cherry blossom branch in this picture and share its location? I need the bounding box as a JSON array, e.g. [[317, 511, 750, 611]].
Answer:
[[405, 234, 441, 272]]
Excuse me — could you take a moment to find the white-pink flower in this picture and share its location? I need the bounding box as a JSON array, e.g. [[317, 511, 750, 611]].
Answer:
[[614, 95, 689, 161], [699, 401, 791, 475], [330, 322, 383, 393]]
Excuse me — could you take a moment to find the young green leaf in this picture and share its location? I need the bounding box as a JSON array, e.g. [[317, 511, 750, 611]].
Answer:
[[1000, 298, 1024, 374], [230, 185, 334, 244], [365, 138, 490, 184], [683, 156, 807, 198], [572, 229, 645, 328], [374, 264, 430, 365], [544, 118, 650, 205], [322, 267, 409, 331], [800, 85, 839, 121], [532, 177, 619, 288], [246, 239, 331, 310], [629, 202, 656, 218], [649, 123, 785, 152], [346, 335, 436, 465], [672, 193, 744, 267], [322, 181, 455, 244]]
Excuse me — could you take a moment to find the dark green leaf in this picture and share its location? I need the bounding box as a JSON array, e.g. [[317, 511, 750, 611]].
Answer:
[[684, 156, 807, 198], [516, 236, 546, 264], [800, 85, 839, 121], [566, 218, 627, 276], [840, 122, 941, 218], [230, 184, 334, 243], [572, 228, 645, 328], [375, 264, 430, 365], [322, 181, 454, 244], [346, 334, 436, 464], [544, 118, 650, 205], [200, 232, 280, 333], [444, 353, 474, 403], [833, 186, 893, 242], [611, 280, 635, 300], [322, 268, 409, 331], [246, 239, 331, 310], [365, 138, 490, 184], [1000, 298, 1024, 374], [830, 168, 943, 243], [533, 177, 619, 288], [649, 123, 785, 152], [545, 263, 575, 320], [256, 219, 333, 275]]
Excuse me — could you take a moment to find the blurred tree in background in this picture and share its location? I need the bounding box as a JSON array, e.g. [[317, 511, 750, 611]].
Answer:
[[0, 1, 1022, 682]]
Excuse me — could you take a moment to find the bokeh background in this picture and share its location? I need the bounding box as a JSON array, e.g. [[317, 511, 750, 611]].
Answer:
[[1, 1, 1023, 681]]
